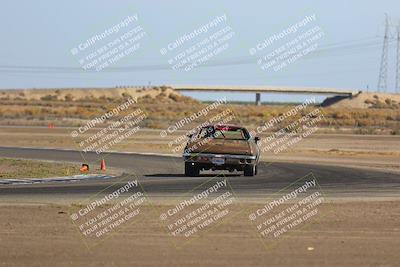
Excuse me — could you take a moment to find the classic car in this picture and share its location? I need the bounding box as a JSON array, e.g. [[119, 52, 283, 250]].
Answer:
[[183, 124, 260, 176]]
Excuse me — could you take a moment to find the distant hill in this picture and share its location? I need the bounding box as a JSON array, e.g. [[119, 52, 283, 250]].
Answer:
[[0, 86, 198, 104], [321, 92, 400, 109]]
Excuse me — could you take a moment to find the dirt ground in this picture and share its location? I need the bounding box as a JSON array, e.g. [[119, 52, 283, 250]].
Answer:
[[0, 200, 399, 267]]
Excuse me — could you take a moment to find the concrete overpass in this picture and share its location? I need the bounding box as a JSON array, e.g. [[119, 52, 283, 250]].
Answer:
[[171, 85, 361, 105]]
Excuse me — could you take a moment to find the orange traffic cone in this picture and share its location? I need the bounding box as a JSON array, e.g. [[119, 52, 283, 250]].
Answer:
[[100, 159, 106, 171], [80, 164, 89, 172]]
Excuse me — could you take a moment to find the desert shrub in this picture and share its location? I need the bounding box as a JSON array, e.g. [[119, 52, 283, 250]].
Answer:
[[332, 112, 350, 119], [169, 93, 182, 102], [372, 100, 387, 109], [158, 92, 168, 98], [355, 127, 377, 135], [390, 128, 400, 135], [255, 112, 264, 117], [23, 109, 33, 116], [121, 92, 131, 98], [40, 107, 51, 114], [386, 115, 396, 120], [64, 94, 74, 101], [40, 95, 57, 101]]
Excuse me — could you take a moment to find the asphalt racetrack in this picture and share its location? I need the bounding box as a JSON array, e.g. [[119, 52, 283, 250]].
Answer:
[[0, 147, 399, 198]]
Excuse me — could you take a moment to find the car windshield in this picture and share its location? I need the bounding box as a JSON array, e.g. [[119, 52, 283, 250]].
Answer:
[[197, 126, 249, 140]]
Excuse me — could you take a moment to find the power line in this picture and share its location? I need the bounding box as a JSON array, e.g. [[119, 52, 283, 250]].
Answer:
[[0, 36, 388, 74]]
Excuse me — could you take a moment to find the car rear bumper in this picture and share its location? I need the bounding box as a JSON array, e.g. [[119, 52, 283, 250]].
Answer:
[[183, 153, 256, 160], [183, 153, 258, 171], [183, 153, 257, 169]]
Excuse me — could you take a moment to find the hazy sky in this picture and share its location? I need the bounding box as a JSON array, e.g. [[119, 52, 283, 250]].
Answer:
[[1, 0, 400, 101]]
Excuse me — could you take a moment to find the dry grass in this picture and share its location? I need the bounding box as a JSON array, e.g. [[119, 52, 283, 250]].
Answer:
[[0, 87, 399, 134], [0, 158, 81, 179]]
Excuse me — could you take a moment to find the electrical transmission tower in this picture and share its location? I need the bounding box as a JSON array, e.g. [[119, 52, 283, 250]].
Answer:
[[396, 22, 400, 93], [378, 15, 390, 92]]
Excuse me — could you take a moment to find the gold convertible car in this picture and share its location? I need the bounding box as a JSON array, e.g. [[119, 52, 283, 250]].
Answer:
[[183, 124, 260, 177]]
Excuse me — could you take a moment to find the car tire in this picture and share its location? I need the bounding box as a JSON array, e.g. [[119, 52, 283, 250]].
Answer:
[[185, 162, 200, 177], [244, 164, 256, 176]]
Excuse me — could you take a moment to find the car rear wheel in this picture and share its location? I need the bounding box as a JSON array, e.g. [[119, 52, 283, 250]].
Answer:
[[244, 164, 256, 176], [185, 162, 200, 177]]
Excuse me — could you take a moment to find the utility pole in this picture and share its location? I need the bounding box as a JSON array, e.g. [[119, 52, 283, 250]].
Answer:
[[396, 22, 400, 93], [378, 14, 390, 92]]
